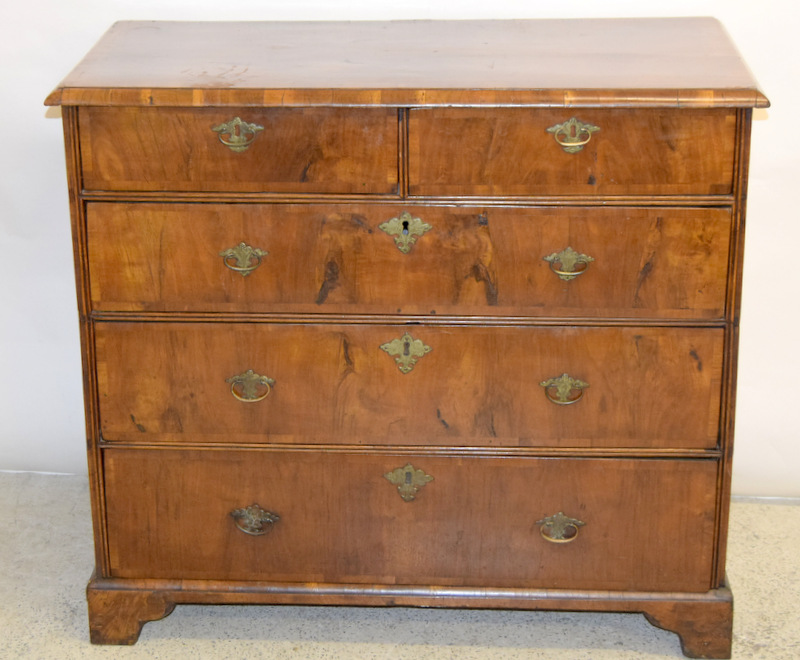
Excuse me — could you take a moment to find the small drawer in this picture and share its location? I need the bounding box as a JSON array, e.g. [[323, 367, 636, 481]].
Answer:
[[95, 322, 723, 449], [78, 107, 399, 193], [104, 448, 717, 592], [86, 203, 731, 320], [409, 108, 736, 196]]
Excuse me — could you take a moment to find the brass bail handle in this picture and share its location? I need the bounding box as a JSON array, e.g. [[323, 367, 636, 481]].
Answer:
[[546, 117, 600, 154], [540, 373, 589, 405], [211, 117, 264, 153], [536, 512, 586, 543], [226, 370, 275, 402], [230, 504, 280, 535], [543, 247, 594, 281], [219, 242, 268, 277]]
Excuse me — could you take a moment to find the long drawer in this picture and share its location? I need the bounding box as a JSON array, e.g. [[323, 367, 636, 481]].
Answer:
[[78, 107, 399, 193], [103, 448, 718, 592], [95, 323, 723, 449], [86, 203, 731, 319], [409, 108, 736, 196]]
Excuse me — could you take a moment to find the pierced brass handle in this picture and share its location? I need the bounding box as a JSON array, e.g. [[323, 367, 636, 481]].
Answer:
[[219, 242, 269, 277], [540, 373, 589, 405], [379, 332, 432, 374], [536, 512, 586, 543], [227, 370, 275, 402], [231, 504, 280, 535], [211, 117, 264, 153], [543, 247, 594, 281], [384, 463, 434, 502], [546, 117, 600, 153], [379, 211, 432, 253]]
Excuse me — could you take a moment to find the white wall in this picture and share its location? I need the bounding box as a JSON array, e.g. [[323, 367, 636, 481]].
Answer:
[[2, 1, 797, 496]]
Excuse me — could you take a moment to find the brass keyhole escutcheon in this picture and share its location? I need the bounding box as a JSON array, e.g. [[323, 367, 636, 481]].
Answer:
[[384, 464, 434, 502], [379, 211, 432, 253], [380, 332, 432, 374]]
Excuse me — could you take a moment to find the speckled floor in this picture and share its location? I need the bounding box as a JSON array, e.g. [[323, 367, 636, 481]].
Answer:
[[1, 472, 797, 659]]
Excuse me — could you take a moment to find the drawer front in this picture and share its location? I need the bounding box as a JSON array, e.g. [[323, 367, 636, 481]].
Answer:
[[104, 448, 717, 592], [409, 108, 736, 196], [87, 203, 731, 320], [79, 107, 399, 193], [96, 323, 723, 449]]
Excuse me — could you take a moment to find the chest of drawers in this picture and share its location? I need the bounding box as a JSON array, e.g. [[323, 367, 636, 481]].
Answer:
[[46, 18, 767, 658]]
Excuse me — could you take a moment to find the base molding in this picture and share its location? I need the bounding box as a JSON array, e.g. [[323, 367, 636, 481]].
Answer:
[[86, 575, 733, 657]]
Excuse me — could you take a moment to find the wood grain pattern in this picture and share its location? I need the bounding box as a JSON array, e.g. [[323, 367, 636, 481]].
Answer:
[[86, 203, 731, 319], [79, 107, 399, 193], [103, 448, 717, 592], [95, 322, 723, 449], [45, 19, 768, 108], [712, 110, 752, 589], [644, 598, 734, 659], [410, 108, 736, 197], [60, 107, 114, 577], [87, 584, 175, 644]]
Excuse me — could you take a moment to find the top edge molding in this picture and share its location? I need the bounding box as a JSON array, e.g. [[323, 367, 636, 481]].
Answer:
[[46, 18, 769, 109]]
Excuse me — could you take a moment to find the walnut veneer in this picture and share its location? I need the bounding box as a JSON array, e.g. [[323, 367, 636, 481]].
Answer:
[[47, 19, 767, 658]]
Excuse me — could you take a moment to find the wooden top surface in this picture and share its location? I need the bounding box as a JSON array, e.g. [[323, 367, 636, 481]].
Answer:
[[45, 18, 768, 108]]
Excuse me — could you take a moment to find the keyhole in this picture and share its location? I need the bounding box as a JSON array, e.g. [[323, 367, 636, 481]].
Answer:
[[405, 471, 412, 484], [403, 340, 411, 356], [402, 220, 409, 235]]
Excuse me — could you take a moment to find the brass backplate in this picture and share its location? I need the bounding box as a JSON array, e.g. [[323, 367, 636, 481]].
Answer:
[[219, 242, 269, 276], [230, 504, 280, 535], [536, 511, 586, 543], [211, 117, 264, 153], [226, 370, 275, 402], [546, 117, 600, 153], [540, 373, 589, 405], [543, 246, 594, 281]]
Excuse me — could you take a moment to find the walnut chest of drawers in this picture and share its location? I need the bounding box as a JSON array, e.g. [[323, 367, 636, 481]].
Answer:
[[46, 18, 768, 658]]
